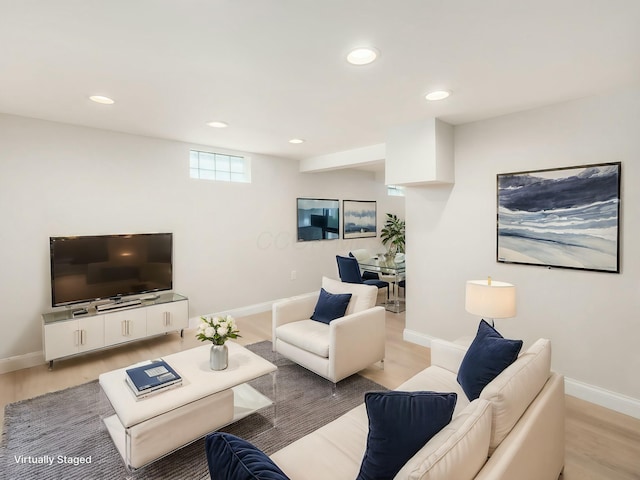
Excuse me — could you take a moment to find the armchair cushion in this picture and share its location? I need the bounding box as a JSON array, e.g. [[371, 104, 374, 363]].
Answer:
[[356, 391, 457, 480], [310, 288, 352, 324], [457, 320, 523, 401], [321, 277, 377, 315], [205, 432, 289, 480], [276, 320, 330, 358]]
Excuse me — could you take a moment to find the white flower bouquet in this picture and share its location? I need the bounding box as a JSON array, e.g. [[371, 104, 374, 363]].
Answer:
[[196, 315, 241, 345]]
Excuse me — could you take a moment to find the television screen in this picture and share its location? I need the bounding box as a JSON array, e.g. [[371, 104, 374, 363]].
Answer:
[[50, 233, 173, 307]]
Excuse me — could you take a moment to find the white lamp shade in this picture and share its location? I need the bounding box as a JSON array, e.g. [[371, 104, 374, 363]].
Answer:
[[465, 279, 516, 319]]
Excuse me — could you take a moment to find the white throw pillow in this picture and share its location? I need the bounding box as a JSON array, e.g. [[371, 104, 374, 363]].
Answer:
[[394, 399, 492, 480], [480, 338, 552, 453]]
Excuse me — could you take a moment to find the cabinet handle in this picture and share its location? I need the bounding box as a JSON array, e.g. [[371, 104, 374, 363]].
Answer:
[[163, 311, 171, 326], [127, 320, 131, 336], [121, 320, 127, 336], [80, 329, 86, 345]]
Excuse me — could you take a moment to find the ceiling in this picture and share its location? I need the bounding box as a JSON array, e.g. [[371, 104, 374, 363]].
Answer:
[[1, 1, 639, 164]]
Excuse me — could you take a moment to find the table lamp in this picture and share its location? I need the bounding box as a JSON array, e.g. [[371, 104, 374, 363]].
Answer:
[[465, 277, 516, 327]]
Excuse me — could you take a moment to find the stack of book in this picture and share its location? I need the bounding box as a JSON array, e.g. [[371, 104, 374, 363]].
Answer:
[[125, 360, 182, 399]]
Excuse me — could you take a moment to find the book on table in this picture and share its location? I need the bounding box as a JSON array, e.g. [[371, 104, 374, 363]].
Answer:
[[125, 359, 182, 398]]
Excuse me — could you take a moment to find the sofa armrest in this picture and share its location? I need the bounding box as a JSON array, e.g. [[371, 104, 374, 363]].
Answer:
[[430, 338, 469, 374], [329, 306, 386, 382], [272, 292, 319, 347]]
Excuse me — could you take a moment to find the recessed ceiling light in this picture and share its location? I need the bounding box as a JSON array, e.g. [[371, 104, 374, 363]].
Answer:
[[289, 138, 305, 144], [89, 95, 115, 105], [425, 90, 451, 101], [207, 121, 228, 128], [346, 47, 379, 66]]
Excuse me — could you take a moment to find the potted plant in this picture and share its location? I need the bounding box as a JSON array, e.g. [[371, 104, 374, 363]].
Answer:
[[380, 213, 405, 257], [196, 315, 241, 370]]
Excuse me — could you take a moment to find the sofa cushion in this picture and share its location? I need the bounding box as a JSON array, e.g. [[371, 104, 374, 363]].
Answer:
[[396, 365, 470, 418], [275, 320, 329, 358], [205, 432, 289, 480], [322, 276, 377, 315], [457, 320, 523, 401], [270, 404, 369, 479], [356, 391, 457, 480], [395, 399, 492, 480], [480, 338, 552, 453], [310, 288, 352, 324]]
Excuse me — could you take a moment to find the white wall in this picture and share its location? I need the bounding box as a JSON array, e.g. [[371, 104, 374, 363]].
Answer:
[[405, 85, 640, 414], [0, 113, 404, 361]]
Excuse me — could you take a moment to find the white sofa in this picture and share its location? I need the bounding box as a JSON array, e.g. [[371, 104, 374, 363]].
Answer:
[[269, 336, 565, 480], [272, 276, 386, 384]]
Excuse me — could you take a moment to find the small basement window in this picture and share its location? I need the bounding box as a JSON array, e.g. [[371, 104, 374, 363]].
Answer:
[[189, 150, 251, 183], [387, 185, 405, 197]]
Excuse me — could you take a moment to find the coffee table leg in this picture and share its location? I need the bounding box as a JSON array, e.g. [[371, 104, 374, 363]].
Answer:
[[271, 369, 278, 428]]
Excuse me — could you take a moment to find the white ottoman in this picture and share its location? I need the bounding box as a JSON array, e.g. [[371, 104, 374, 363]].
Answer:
[[99, 342, 277, 469]]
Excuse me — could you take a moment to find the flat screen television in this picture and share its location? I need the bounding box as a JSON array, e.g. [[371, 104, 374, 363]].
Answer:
[[49, 233, 173, 307]]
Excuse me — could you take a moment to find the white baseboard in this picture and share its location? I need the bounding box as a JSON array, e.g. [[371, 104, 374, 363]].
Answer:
[[0, 351, 45, 375], [188, 300, 274, 329], [403, 328, 435, 347], [564, 377, 640, 419], [403, 328, 640, 420]]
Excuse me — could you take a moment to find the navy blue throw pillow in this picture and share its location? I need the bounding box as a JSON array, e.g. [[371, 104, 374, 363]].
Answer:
[[457, 320, 523, 401], [356, 391, 457, 480], [205, 432, 290, 480], [310, 288, 352, 324]]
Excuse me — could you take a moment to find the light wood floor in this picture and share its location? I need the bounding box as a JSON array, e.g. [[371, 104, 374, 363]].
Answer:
[[1, 311, 639, 479]]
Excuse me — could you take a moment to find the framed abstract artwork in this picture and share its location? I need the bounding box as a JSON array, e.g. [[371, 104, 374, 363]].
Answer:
[[497, 162, 621, 273], [296, 198, 340, 241], [343, 200, 377, 239]]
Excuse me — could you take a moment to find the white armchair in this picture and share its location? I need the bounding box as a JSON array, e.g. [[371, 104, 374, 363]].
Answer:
[[272, 277, 386, 383]]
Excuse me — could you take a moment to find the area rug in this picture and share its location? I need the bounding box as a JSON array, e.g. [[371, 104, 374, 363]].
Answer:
[[1, 341, 386, 480]]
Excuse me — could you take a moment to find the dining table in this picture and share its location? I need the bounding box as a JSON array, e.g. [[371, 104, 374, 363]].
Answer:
[[357, 255, 406, 313]]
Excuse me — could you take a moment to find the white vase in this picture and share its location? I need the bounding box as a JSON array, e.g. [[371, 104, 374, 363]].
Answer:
[[210, 344, 228, 370]]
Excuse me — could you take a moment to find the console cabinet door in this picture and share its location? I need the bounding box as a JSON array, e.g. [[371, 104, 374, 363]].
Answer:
[[78, 316, 105, 352], [104, 309, 147, 346], [44, 319, 80, 361], [146, 300, 189, 336]]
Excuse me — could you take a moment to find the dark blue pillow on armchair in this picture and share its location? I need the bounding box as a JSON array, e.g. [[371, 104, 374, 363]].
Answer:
[[356, 391, 457, 480], [205, 432, 289, 480], [457, 319, 523, 401], [310, 287, 352, 324]]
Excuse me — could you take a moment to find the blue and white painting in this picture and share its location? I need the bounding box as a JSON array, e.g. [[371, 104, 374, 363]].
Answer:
[[497, 162, 621, 273], [343, 200, 377, 239]]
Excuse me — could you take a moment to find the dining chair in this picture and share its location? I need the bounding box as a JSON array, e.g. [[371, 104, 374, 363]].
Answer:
[[336, 255, 389, 299], [398, 279, 406, 298], [348, 251, 381, 281]]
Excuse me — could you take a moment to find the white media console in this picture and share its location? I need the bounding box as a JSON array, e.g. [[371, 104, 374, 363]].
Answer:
[[42, 292, 188, 369]]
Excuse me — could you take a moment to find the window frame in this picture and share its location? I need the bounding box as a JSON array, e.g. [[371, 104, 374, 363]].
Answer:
[[189, 149, 251, 183]]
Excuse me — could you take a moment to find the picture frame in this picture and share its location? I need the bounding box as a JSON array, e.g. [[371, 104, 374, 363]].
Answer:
[[296, 198, 340, 242], [343, 200, 377, 239], [497, 162, 621, 273]]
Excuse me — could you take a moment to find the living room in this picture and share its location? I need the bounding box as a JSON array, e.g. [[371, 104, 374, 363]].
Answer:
[[1, 1, 639, 479]]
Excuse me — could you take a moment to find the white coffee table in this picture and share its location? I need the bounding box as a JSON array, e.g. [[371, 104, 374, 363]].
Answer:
[[99, 341, 277, 469]]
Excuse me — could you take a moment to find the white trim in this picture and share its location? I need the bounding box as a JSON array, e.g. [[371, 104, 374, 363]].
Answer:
[[189, 300, 274, 329], [403, 328, 434, 347], [564, 377, 640, 420], [403, 327, 640, 420], [0, 351, 45, 374]]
